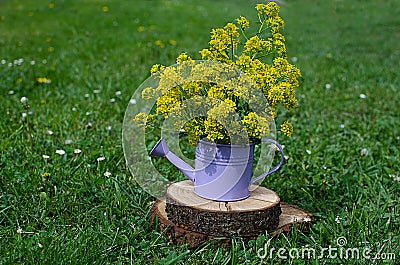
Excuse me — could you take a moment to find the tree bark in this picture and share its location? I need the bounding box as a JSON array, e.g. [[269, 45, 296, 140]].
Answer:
[[150, 197, 312, 248]]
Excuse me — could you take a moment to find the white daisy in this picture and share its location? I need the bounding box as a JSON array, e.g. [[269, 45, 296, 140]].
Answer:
[[20, 97, 28, 104], [55, 150, 65, 155]]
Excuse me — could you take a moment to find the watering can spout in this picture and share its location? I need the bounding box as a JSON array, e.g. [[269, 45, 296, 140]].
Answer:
[[149, 138, 196, 182]]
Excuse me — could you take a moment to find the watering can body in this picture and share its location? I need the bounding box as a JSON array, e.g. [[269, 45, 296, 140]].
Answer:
[[149, 138, 284, 201]]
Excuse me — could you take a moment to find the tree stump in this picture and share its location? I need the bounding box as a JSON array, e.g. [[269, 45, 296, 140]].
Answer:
[[165, 180, 281, 237], [150, 198, 313, 248]]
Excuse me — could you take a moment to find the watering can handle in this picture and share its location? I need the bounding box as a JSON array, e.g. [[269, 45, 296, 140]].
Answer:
[[251, 138, 285, 184]]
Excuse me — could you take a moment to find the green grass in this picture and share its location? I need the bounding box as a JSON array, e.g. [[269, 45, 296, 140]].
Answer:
[[1, 0, 399, 264]]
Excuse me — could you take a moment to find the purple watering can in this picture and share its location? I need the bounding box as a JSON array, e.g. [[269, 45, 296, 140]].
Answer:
[[149, 138, 284, 201]]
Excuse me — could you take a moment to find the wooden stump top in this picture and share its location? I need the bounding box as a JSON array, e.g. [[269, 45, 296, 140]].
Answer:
[[166, 180, 280, 212]]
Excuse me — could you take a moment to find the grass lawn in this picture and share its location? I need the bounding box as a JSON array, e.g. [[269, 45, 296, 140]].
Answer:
[[1, 0, 399, 264]]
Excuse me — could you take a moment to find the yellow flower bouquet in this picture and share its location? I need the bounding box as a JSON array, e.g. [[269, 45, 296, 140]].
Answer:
[[135, 2, 301, 146]]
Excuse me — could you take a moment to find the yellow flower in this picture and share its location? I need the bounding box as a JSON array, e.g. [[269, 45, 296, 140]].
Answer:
[[256, 2, 280, 17], [280, 121, 294, 136], [223, 98, 236, 108], [236, 16, 250, 29], [176, 52, 192, 64], [209, 28, 231, 50], [37, 77, 51, 84], [184, 117, 207, 146], [142, 2, 301, 142], [207, 84, 231, 100], [273, 39, 286, 56], [268, 15, 285, 33], [141, 87, 154, 100], [273, 57, 289, 72], [273, 33, 285, 42], [283, 96, 298, 110], [204, 117, 228, 142], [208, 23, 239, 62], [154, 40, 165, 48], [234, 55, 252, 70], [181, 82, 204, 97], [242, 112, 270, 139], [204, 100, 244, 143], [133, 112, 153, 127], [199, 49, 211, 60], [150, 64, 165, 75], [157, 67, 184, 94], [102, 6, 109, 12], [223, 23, 239, 37], [243, 36, 271, 55], [155, 88, 182, 117]]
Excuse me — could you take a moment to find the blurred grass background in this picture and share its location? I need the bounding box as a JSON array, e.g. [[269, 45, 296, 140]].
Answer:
[[1, 0, 399, 264]]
